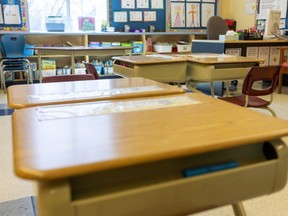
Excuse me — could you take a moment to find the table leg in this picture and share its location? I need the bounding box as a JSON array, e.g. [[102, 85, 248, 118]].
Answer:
[[232, 202, 247, 216], [209, 82, 215, 97], [225, 81, 230, 97]]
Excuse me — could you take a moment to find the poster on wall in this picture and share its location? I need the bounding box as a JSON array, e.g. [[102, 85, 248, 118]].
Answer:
[[171, 2, 185, 27], [186, 3, 200, 27], [0, 0, 29, 32], [258, 0, 287, 19], [168, 0, 218, 31], [201, 3, 215, 27]]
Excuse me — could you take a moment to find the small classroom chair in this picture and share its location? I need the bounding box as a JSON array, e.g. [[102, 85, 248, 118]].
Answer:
[[277, 47, 288, 94], [219, 66, 280, 117], [0, 34, 32, 92], [83, 62, 100, 80], [41, 74, 95, 83]]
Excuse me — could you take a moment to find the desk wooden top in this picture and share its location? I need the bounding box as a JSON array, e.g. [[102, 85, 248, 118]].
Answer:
[[186, 53, 264, 64], [112, 54, 187, 65], [35, 46, 133, 51], [13, 93, 288, 180], [113, 54, 263, 65], [7, 78, 184, 109]]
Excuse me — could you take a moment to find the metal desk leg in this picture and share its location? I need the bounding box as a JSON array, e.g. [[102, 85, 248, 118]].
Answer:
[[232, 202, 247, 216], [209, 82, 215, 97], [225, 81, 230, 97], [186, 79, 201, 93]]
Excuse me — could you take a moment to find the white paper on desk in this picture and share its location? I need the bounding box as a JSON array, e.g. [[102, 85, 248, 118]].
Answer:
[[3, 4, 21, 24]]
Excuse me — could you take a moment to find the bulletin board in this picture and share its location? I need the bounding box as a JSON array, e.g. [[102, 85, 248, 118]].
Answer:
[[109, 0, 166, 32], [0, 0, 29, 32], [257, 0, 288, 29], [167, 0, 219, 33]]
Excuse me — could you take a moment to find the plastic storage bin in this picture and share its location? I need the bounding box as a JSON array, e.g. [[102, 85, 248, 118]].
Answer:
[[153, 44, 172, 53], [176, 44, 191, 52]]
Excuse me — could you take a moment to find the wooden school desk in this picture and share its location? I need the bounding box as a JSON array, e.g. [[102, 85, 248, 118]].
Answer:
[[112, 54, 187, 83], [186, 54, 263, 96], [35, 46, 133, 80], [113, 54, 262, 97], [13, 93, 288, 216], [7, 77, 184, 109]]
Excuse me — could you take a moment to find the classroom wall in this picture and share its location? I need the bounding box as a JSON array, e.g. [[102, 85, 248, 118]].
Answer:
[[219, 0, 256, 30]]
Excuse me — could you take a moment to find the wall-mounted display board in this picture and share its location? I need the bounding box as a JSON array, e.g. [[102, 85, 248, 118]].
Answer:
[[109, 0, 166, 32], [0, 0, 29, 32], [257, 0, 288, 30], [167, 0, 219, 32], [109, 0, 219, 32]]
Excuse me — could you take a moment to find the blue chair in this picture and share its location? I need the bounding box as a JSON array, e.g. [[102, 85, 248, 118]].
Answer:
[[0, 34, 32, 92]]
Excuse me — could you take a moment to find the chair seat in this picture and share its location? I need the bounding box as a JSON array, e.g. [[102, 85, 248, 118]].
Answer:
[[220, 95, 271, 108]]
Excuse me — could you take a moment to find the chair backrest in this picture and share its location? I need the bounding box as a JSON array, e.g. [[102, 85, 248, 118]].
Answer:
[[83, 62, 100, 79], [242, 66, 280, 96], [42, 74, 95, 83], [1, 34, 26, 58], [206, 16, 229, 40]]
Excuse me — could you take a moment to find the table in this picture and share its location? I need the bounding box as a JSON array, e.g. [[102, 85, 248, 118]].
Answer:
[[7, 77, 184, 109], [36, 46, 133, 80], [112, 54, 187, 83], [186, 53, 263, 96], [113, 54, 262, 97], [12, 93, 288, 216]]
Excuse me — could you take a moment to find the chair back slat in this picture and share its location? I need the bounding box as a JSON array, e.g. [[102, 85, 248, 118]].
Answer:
[[83, 62, 100, 79], [242, 66, 280, 96]]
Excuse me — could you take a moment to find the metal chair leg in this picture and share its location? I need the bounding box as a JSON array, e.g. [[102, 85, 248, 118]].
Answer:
[[232, 202, 247, 216]]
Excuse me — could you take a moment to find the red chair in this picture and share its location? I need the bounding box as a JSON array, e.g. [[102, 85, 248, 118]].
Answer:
[[42, 74, 95, 83], [83, 62, 100, 80], [277, 47, 288, 94], [219, 66, 280, 117]]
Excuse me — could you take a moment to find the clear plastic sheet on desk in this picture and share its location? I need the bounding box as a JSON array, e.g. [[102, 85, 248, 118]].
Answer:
[[28, 85, 164, 103], [36, 95, 201, 121]]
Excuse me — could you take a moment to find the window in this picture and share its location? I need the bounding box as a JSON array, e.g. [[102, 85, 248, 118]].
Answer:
[[27, 0, 108, 32]]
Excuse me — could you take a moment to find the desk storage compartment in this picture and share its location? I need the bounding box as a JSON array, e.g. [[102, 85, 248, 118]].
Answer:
[[69, 140, 288, 216], [186, 62, 256, 81], [113, 61, 186, 83]]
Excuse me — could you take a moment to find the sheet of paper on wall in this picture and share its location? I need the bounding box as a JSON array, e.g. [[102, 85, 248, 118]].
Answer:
[[130, 11, 143, 22], [258, 47, 270, 66], [201, 3, 215, 27], [122, 0, 135, 9], [136, 0, 149, 9], [225, 48, 241, 56], [246, 47, 259, 58], [114, 11, 128, 22], [144, 11, 156, 22], [3, 4, 21, 24], [0, 5, 3, 24], [269, 46, 281, 66], [151, 0, 164, 9]]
